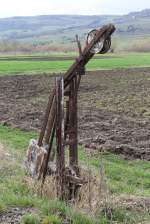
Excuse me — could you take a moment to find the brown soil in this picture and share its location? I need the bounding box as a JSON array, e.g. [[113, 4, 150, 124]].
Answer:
[[0, 207, 38, 224], [0, 68, 150, 160], [0, 55, 116, 62]]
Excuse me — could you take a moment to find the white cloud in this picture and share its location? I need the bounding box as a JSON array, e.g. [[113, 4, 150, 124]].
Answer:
[[0, 0, 150, 18]]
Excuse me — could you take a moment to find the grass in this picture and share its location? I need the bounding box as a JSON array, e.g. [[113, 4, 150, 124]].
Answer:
[[79, 150, 150, 196], [21, 214, 40, 224], [1, 124, 149, 197], [0, 124, 150, 223], [88, 53, 150, 70], [0, 125, 101, 223], [0, 125, 37, 156], [0, 60, 73, 75], [41, 215, 62, 224], [0, 53, 150, 76], [0, 53, 77, 58]]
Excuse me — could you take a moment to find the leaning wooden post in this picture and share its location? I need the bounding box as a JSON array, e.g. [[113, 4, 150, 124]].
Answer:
[[38, 91, 55, 146], [55, 76, 65, 200], [69, 76, 78, 170], [44, 96, 56, 145]]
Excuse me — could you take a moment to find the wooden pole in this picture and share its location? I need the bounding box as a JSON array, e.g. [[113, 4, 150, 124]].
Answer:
[[55, 77, 65, 200], [38, 90, 55, 146], [44, 97, 56, 145], [42, 119, 55, 183], [69, 76, 78, 169], [64, 100, 70, 141]]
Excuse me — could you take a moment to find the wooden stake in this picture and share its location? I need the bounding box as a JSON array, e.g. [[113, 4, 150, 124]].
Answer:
[[56, 77, 65, 200], [45, 97, 56, 145], [69, 76, 78, 169], [38, 90, 55, 146]]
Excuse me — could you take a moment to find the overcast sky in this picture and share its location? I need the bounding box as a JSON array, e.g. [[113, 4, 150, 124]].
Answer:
[[0, 0, 150, 18]]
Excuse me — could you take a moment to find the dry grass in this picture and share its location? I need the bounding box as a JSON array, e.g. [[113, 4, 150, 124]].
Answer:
[[25, 175, 57, 200], [120, 39, 150, 53], [1, 134, 149, 223], [0, 41, 77, 54], [25, 159, 150, 219]]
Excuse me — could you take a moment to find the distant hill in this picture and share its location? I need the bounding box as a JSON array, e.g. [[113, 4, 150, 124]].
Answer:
[[0, 9, 150, 52], [0, 15, 118, 43]]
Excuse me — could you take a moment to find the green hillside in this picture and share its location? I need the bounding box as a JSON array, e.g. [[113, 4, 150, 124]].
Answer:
[[0, 9, 150, 52], [0, 15, 117, 44]]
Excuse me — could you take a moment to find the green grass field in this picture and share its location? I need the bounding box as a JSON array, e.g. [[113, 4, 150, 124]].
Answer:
[[0, 53, 150, 76], [0, 125, 149, 223]]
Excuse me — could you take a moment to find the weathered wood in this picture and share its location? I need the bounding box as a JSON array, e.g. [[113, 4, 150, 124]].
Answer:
[[45, 97, 56, 145], [77, 74, 82, 90], [25, 139, 47, 179], [42, 119, 56, 183], [68, 76, 78, 168], [64, 100, 70, 141], [65, 175, 87, 185], [38, 90, 55, 146], [38, 25, 115, 147], [34, 24, 116, 201], [64, 24, 115, 88], [56, 77, 65, 200]]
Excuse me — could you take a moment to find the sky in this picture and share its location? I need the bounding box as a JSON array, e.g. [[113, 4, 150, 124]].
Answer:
[[0, 0, 150, 18]]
